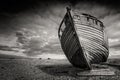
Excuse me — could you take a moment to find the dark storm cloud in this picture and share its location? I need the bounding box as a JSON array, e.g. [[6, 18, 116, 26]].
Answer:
[[0, 0, 120, 33], [0, 0, 68, 35], [0, 0, 120, 14]]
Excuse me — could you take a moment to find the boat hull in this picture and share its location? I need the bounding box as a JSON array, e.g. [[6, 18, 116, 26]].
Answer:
[[58, 8, 109, 69]]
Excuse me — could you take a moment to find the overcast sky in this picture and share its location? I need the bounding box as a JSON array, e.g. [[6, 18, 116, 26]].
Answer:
[[0, 0, 120, 58]]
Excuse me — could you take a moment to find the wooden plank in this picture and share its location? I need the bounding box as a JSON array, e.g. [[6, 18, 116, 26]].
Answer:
[[77, 69, 115, 76]]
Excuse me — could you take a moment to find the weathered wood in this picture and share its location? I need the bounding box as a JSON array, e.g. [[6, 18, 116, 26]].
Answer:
[[77, 69, 115, 76], [58, 7, 109, 69]]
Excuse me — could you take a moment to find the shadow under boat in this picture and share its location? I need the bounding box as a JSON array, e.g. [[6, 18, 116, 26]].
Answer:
[[36, 62, 115, 77], [101, 58, 120, 70]]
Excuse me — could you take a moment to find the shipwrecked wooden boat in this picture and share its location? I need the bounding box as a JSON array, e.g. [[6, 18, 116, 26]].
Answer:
[[58, 7, 109, 70]]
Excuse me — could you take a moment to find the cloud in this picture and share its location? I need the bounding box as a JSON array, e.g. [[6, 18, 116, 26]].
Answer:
[[109, 38, 120, 46], [109, 39, 119, 43], [109, 49, 120, 56]]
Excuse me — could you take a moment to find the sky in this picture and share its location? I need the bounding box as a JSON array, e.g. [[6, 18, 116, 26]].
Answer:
[[0, 0, 120, 58]]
